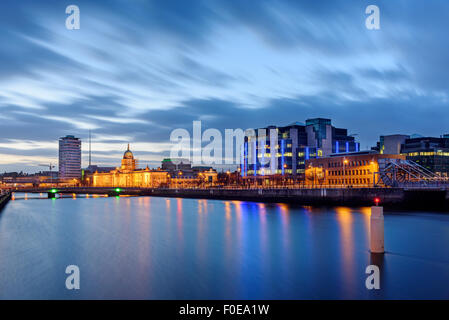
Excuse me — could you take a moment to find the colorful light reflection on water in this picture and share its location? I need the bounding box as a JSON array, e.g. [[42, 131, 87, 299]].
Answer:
[[0, 194, 449, 299]]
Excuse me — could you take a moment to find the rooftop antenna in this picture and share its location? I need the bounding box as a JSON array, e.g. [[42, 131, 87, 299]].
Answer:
[[89, 130, 92, 167]]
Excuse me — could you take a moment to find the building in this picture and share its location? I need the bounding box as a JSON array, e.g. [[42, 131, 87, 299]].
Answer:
[[0, 171, 59, 188], [242, 118, 360, 178], [92, 145, 168, 188], [305, 118, 359, 155], [84, 165, 116, 174], [372, 134, 449, 177], [59, 135, 82, 180], [305, 152, 406, 188], [82, 165, 117, 185], [161, 158, 192, 172], [400, 136, 449, 177], [161, 158, 218, 187], [377, 134, 410, 155]]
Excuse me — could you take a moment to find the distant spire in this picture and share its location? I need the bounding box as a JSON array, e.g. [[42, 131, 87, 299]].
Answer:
[[89, 130, 92, 167], [127, 143, 130, 150]]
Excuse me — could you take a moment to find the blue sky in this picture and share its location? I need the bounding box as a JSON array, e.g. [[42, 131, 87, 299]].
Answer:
[[1, 0, 449, 172]]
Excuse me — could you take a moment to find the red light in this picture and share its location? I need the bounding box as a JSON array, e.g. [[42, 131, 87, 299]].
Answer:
[[374, 197, 380, 205]]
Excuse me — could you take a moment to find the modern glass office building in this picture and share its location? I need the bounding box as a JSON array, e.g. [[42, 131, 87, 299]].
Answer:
[[241, 118, 360, 177], [401, 136, 449, 177], [58, 135, 82, 180]]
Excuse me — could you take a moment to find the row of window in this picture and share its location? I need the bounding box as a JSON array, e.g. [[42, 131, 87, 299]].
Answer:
[[405, 152, 449, 157], [245, 168, 305, 175], [328, 160, 373, 168], [328, 169, 372, 176], [328, 178, 372, 185]]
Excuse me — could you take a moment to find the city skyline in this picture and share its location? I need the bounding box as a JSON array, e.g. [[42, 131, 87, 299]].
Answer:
[[2, 1, 449, 172]]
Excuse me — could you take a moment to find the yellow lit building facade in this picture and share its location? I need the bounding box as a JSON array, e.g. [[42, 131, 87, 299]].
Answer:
[[169, 169, 218, 188], [92, 145, 169, 188], [305, 153, 405, 187]]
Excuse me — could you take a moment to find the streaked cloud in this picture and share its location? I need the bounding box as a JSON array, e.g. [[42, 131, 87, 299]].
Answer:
[[1, 0, 448, 171]]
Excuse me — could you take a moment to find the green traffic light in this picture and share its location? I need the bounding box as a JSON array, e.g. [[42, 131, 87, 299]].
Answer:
[[115, 188, 121, 193], [51, 189, 58, 193]]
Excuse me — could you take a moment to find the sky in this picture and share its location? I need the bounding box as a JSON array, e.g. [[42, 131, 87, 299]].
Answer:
[[1, 0, 449, 172]]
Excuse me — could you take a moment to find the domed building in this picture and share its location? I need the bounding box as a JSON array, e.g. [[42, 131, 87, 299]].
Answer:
[[92, 145, 169, 188], [121, 144, 137, 171]]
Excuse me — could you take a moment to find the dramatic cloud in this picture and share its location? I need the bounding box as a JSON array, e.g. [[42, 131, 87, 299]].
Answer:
[[0, 0, 448, 172]]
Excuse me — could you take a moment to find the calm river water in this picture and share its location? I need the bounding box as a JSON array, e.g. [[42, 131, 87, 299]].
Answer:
[[0, 193, 448, 299]]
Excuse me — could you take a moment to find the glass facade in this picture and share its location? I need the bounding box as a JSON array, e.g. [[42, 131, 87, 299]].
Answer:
[[401, 137, 449, 176], [59, 135, 82, 180], [242, 119, 359, 177]]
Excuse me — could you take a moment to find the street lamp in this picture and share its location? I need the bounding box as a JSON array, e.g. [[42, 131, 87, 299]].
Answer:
[[370, 160, 375, 187], [343, 158, 349, 188]]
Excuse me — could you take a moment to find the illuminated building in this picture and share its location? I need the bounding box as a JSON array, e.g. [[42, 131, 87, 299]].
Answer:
[[373, 134, 410, 155], [162, 158, 218, 187], [373, 135, 449, 177], [242, 118, 359, 178], [305, 152, 405, 187], [401, 136, 449, 177], [161, 158, 192, 171], [59, 135, 81, 180], [92, 145, 168, 188], [169, 169, 218, 188]]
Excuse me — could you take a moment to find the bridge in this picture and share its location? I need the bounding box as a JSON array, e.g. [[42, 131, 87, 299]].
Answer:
[[375, 158, 449, 188], [5, 158, 449, 210]]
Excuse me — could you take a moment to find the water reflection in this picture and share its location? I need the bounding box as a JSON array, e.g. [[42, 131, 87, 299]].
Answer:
[[232, 201, 243, 249], [258, 203, 268, 273], [196, 199, 207, 269], [360, 207, 371, 244], [1, 195, 448, 299], [165, 198, 170, 211], [176, 198, 184, 250], [277, 203, 289, 242], [335, 207, 356, 297]]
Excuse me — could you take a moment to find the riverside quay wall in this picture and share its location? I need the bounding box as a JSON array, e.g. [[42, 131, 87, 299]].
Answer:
[[0, 192, 11, 212], [146, 187, 449, 209], [18, 187, 449, 210]]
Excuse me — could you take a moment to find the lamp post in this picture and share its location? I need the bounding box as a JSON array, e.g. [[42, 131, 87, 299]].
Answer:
[[343, 158, 348, 188], [308, 164, 315, 189], [370, 160, 375, 187], [283, 164, 287, 187]]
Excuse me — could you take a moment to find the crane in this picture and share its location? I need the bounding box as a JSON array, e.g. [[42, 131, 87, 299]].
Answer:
[[38, 163, 55, 171], [38, 163, 56, 186]]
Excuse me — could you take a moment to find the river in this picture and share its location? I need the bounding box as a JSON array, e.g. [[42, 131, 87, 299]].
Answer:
[[0, 193, 448, 299]]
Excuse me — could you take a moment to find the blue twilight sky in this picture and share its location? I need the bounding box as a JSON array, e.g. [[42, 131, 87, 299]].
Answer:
[[1, 0, 449, 172]]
